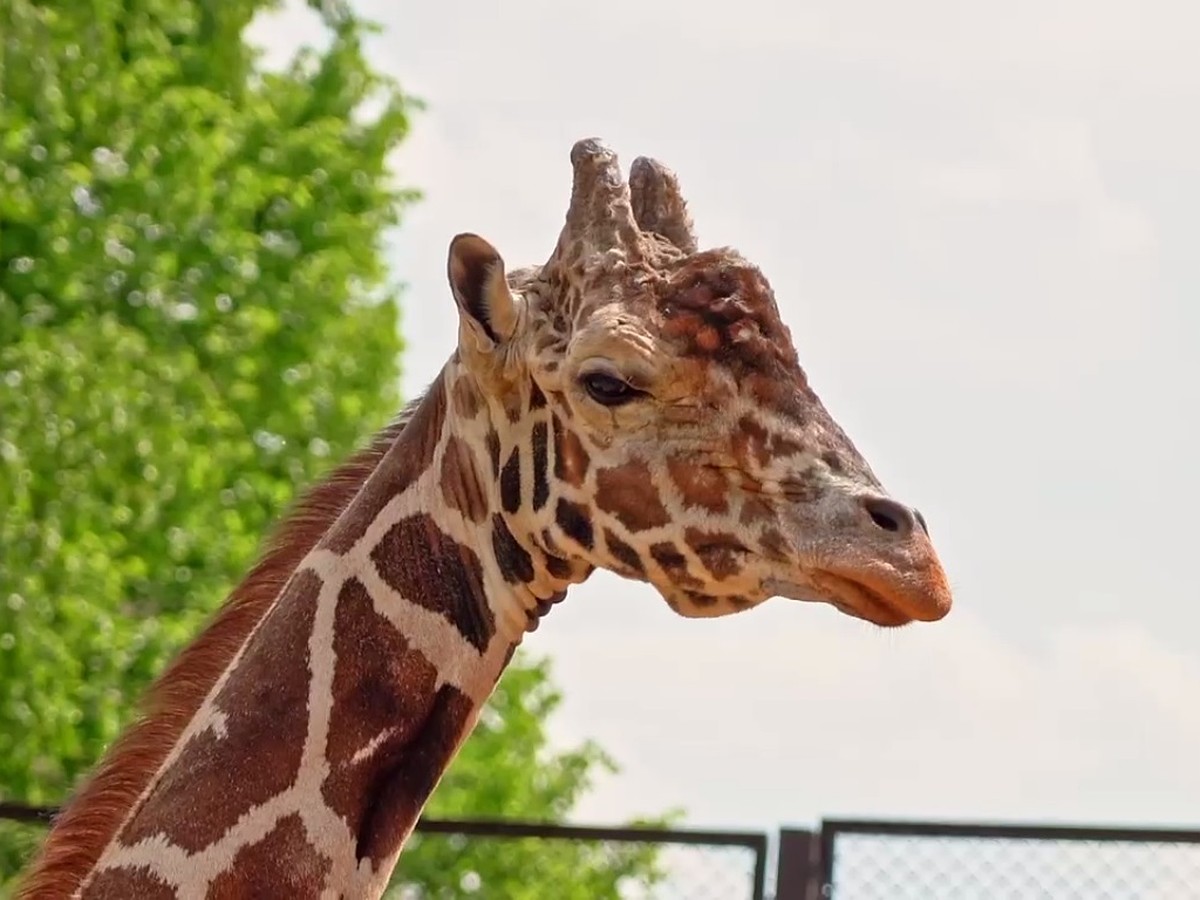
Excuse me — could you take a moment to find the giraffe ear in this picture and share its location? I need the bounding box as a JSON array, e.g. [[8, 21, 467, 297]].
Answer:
[[448, 233, 518, 350]]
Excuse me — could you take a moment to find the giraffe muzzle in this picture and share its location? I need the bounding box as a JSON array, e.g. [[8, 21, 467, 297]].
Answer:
[[764, 493, 953, 627]]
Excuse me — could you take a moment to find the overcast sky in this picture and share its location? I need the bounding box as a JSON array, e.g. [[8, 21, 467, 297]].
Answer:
[[249, 1, 1200, 835]]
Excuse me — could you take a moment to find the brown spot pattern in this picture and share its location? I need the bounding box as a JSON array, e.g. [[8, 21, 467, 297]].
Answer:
[[732, 415, 807, 475], [595, 461, 671, 531], [500, 447, 522, 513], [82, 867, 175, 900], [732, 415, 772, 470], [739, 494, 778, 526], [119, 570, 319, 853], [440, 436, 488, 524], [685, 528, 745, 580], [530, 421, 550, 510], [503, 395, 523, 424], [529, 381, 547, 410], [371, 514, 495, 652], [544, 551, 574, 580], [491, 514, 535, 584], [649, 542, 703, 588], [355, 686, 476, 866], [758, 528, 791, 562], [324, 384, 447, 554], [681, 589, 720, 608], [555, 498, 594, 551], [552, 416, 590, 487], [485, 429, 501, 478], [206, 814, 329, 899], [604, 529, 645, 576], [451, 375, 483, 420], [667, 457, 729, 513], [321, 578, 438, 832]]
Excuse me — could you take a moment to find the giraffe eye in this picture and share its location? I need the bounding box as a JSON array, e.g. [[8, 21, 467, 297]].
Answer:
[[580, 371, 644, 407]]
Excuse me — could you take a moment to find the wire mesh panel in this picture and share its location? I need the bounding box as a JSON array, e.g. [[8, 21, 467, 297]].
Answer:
[[823, 823, 1200, 900], [385, 820, 767, 900]]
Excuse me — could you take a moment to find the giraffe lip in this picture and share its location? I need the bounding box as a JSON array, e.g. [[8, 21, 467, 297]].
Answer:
[[765, 574, 914, 628], [819, 573, 914, 627]]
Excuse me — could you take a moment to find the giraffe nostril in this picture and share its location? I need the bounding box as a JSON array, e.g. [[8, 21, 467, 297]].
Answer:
[[861, 496, 918, 538], [914, 509, 929, 536]]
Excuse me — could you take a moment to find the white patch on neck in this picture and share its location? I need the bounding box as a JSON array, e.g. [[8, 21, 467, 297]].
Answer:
[[349, 728, 398, 766]]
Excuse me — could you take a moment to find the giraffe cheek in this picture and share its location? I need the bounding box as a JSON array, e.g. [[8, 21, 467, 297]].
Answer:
[[552, 415, 591, 488], [595, 462, 671, 532], [663, 449, 733, 515]]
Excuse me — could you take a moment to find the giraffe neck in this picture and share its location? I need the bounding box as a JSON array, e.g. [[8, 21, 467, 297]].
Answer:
[[26, 364, 581, 900]]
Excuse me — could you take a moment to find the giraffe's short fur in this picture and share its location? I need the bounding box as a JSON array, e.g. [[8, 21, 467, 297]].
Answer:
[[20, 139, 952, 899]]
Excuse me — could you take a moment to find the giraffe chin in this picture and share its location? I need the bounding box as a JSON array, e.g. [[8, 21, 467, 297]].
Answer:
[[764, 576, 915, 628]]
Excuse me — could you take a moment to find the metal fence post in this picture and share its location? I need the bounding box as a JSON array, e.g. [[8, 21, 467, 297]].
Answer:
[[774, 827, 823, 900]]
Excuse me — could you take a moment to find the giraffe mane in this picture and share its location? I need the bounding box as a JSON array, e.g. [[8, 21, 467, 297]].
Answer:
[[17, 397, 424, 899]]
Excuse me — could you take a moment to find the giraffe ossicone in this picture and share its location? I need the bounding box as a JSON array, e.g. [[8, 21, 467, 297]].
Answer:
[[20, 138, 952, 899]]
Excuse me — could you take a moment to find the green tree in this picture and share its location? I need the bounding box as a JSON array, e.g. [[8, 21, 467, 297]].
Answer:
[[0, 1, 669, 894]]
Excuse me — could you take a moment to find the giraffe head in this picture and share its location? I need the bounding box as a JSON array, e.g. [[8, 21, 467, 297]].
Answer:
[[444, 138, 951, 628]]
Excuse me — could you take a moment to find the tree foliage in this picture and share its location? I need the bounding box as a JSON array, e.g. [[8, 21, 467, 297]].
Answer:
[[0, 1, 668, 894]]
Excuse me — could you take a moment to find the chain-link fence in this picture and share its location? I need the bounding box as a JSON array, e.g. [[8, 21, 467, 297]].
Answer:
[[6, 803, 1199, 898], [814, 820, 1200, 900], [385, 819, 767, 900]]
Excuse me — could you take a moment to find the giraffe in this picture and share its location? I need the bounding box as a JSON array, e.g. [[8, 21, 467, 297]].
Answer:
[[18, 138, 952, 899]]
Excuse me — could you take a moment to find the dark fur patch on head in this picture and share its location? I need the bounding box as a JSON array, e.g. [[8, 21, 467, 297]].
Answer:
[[655, 252, 803, 381]]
